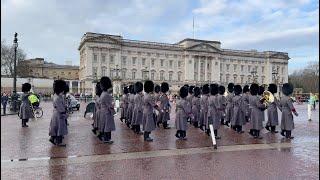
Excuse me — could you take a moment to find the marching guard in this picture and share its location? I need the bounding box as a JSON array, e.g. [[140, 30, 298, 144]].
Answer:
[[225, 83, 234, 127], [120, 86, 129, 123], [265, 84, 280, 133], [154, 84, 161, 126], [241, 85, 250, 123], [199, 84, 210, 131], [175, 86, 192, 140], [99, 76, 116, 144], [218, 85, 227, 126], [191, 87, 201, 128], [92, 82, 102, 138], [49, 80, 68, 146], [19, 83, 33, 127], [207, 84, 221, 139], [186, 86, 195, 124], [231, 85, 245, 133], [132, 82, 144, 134], [159, 82, 171, 129], [126, 85, 135, 128], [279, 83, 298, 139]]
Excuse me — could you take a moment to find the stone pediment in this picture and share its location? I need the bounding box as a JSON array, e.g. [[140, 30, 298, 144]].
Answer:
[[269, 52, 289, 60], [87, 35, 120, 44], [185, 43, 221, 53]]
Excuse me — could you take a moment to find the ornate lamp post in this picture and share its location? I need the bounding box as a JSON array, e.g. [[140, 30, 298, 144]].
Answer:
[[12, 33, 18, 112]]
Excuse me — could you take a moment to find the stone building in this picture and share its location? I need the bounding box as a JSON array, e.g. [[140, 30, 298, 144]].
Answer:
[[78, 32, 289, 95], [19, 58, 79, 80]]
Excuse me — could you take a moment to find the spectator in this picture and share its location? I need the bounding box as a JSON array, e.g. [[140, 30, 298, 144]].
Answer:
[[1, 93, 9, 115]]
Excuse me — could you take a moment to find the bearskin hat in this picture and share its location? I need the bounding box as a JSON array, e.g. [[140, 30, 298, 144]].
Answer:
[[154, 84, 161, 93], [53, 80, 66, 95], [234, 85, 242, 95], [218, 85, 225, 95], [21, 83, 31, 93], [250, 83, 259, 96], [161, 82, 169, 93], [227, 83, 234, 93], [129, 84, 135, 94], [179, 86, 189, 98], [268, 84, 277, 94], [95, 82, 102, 96], [183, 84, 189, 88], [194, 87, 201, 97], [123, 86, 129, 94], [243, 85, 249, 93], [144, 80, 154, 93], [258, 85, 265, 96], [202, 84, 210, 94], [189, 85, 195, 94], [210, 84, 219, 95], [100, 76, 112, 91], [134, 82, 143, 93], [282, 83, 293, 96]]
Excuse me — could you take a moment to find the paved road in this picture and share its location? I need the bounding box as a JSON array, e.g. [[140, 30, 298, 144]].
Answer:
[[1, 102, 319, 179]]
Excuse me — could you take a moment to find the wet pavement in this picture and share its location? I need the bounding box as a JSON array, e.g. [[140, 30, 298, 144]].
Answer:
[[1, 101, 319, 179]]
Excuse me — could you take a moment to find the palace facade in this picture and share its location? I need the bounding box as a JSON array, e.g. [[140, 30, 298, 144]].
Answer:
[[78, 32, 289, 95]]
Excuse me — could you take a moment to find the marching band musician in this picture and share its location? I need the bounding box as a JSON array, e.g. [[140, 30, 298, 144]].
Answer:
[[231, 85, 245, 133], [19, 83, 33, 127], [199, 84, 210, 131], [265, 84, 280, 133], [132, 82, 144, 135], [248, 83, 267, 139], [120, 86, 129, 123], [175, 86, 192, 140], [241, 85, 250, 123], [159, 82, 171, 129], [99, 76, 116, 144], [191, 87, 201, 128], [142, 80, 160, 142], [92, 82, 102, 137], [49, 80, 68, 146], [218, 85, 227, 126], [225, 83, 234, 127], [207, 84, 221, 139], [126, 85, 135, 128], [279, 83, 298, 139]]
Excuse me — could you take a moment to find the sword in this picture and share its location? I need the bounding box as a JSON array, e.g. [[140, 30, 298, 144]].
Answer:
[[209, 124, 217, 149]]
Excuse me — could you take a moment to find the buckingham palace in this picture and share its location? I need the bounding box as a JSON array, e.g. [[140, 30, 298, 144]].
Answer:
[[78, 32, 289, 95]]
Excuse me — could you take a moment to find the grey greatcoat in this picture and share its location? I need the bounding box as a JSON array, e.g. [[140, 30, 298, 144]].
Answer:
[[175, 98, 192, 131], [19, 93, 34, 120], [207, 95, 220, 130], [132, 93, 144, 125], [249, 95, 266, 130], [232, 95, 245, 126], [93, 96, 101, 129], [217, 94, 226, 121], [142, 93, 157, 132], [120, 94, 129, 119], [159, 94, 170, 123], [266, 98, 280, 126], [186, 94, 194, 109], [191, 96, 201, 123], [127, 94, 135, 124], [279, 96, 295, 130], [225, 93, 234, 123], [154, 93, 161, 123], [241, 93, 250, 121], [49, 94, 68, 136], [200, 95, 209, 126], [99, 92, 116, 132]]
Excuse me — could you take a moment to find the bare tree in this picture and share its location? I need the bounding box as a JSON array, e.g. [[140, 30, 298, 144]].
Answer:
[[1, 39, 27, 77]]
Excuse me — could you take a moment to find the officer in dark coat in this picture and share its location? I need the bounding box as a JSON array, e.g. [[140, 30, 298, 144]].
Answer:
[[225, 83, 234, 127], [218, 85, 227, 126], [175, 86, 192, 140], [159, 82, 171, 129], [142, 80, 159, 141], [120, 86, 129, 122], [92, 82, 102, 136], [207, 84, 221, 139], [241, 85, 250, 122], [132, 82, 144, 134], [279, 83, 298, 139], [248, 83, 267, 139], [49, 80, 68, 146], [191, 87, 201, 128], [265, 84, 280, 133], [19, 83, 33, 127], [99, 76, 116, 144], [232, 85, 245, 133], [200, 84, 210, 131]]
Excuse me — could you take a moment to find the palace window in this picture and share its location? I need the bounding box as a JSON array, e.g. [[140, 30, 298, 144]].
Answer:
[[169, 60, 173, 68], [101, 54, 106, 63], [241, 76, 244, 84], [200, 62, 204, 71], [194, 73, 197, 81], [233, 76, 236, 83], [233, 64, 237, 72], [194, 62, 197, 70], [93, 54, 97, 63], [102, 67, 106, 76], [215, 62, 218, 66], [248, 65, 251, 72], [178, 72, 182, 81], [132, 71, 136, 80], [174, 54, 177, 58], [122, 71, 126, 79], [142, 58, 146, 66], [226, 64, 230, 71], [151, 59, 155, 67], [160, 59, 164, 67], [262, 67, 264, 73], [132, 57, 136, 65], [207, 63, 210, 70], [220, 74, 223, 82], [220, 63, 223, 71], [160, 71, 164, 80], [241, 65, 244, 71], [110, 55, 114, 64], [93, 67, 97, 77], [122, 56, 126, 66], [169, 72, 173, 81], [151, 71, 155, 80]]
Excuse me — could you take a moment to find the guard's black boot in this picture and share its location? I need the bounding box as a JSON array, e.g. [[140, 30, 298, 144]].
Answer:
[[97, 132, 103, 141], [92, 128, 97, 135], [286, 130, 294, 139], [237, 126, 244, 134], [136, 125, 143, 135], [175, 130, 181, 139], [220, 118, 225, 125], [271, 126, 278, 133], [156, 121, 161, 128], [181, 131, 187, 140], [206, 129, 211, 136], [281, 129, 285, 137], [249, 129, 254, 136], [214, 129, 221, 139], [265, 125, 270, 131], [49, 136, 56, 145], [163, 121, 171, 129], [104, 132, 113, 144], [255, 130, 263, 139], [200, 125, 204, 131], [144, 132, 153, 142], [193, 121, 199, 128], [225, 121, 230, 127], [56, 136, 66, 147], [22, 120, 25, 127]]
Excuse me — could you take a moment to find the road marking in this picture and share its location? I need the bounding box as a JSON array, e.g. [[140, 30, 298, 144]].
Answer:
[[3, 142, 317, 169]]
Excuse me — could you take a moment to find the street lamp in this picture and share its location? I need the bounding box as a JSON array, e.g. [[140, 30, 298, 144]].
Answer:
[[12, 32, 18, 112], [250, 70, 257, 84]]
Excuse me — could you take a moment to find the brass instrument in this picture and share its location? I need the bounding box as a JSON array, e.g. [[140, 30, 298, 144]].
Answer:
[[260, 91, 274, 106]]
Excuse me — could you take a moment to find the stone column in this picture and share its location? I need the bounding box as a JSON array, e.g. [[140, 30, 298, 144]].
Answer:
[[197, 56, 200, 82], [78, 81, 80, 94], [69, 81, 73, 93], [205, 56, 208, 82], [92, 82, 96, 97]]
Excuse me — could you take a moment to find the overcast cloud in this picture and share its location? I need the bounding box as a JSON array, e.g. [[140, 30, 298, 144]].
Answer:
[[1, 0, 319, 74]]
